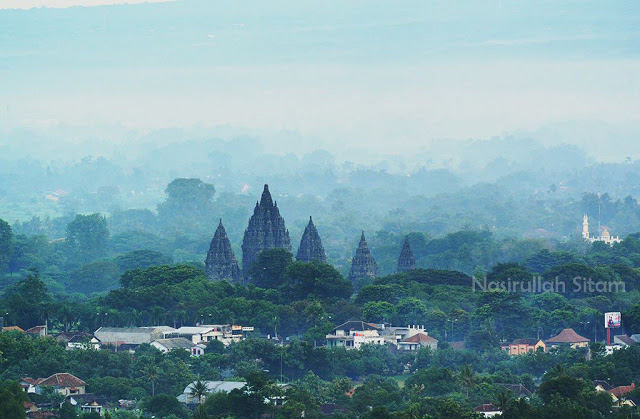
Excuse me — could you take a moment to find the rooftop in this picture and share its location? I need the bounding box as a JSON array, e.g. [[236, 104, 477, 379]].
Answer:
[[546, 328, 589, 344], [401, 333, 438, 343], [152, 338, 196, 350], [38, 373, 87, 388]]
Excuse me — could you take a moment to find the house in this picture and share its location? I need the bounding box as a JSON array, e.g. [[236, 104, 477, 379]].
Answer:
[[169, 324, 253, 346], [630, 334, 640, 343], [325, 321, 385, 350], [24, 373, 87, 397], [94, 326, 175, 345], [545, 328, 589, 349], [67, 335, 101, 350], [378, 325, 427, 346], [473, 403, 501, 417], [608, 384, 636, 407], [614, 334, 636, 347], [178, 380, 289, 405], [593, 380, 614, 392], [24, 401, 39, 415], [151, 337, 206, 356], [25, 325, 47, 337], [500, 338, 546, 356], [397, 333, 438, 351], [498, 383, 534, 399], [2, 326, 25, 333]]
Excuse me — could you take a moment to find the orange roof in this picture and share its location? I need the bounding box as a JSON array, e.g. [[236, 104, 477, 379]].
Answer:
[[546, 328, 589, 344], [401, 333, 438, 343], [609, 385, 635, 398], [2, 326, 24, 333], [38, 373, 87, 388]]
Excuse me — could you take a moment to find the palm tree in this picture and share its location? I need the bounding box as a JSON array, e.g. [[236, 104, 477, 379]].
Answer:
[[189, 379, 209, 405], [457, 364, 476, 398], [496, 389, 513, 411], [141, 364, 160, 396]]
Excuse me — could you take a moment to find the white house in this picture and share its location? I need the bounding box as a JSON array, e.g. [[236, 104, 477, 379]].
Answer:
[[326, 321, 385, 350], [151, 337, 206, 356]]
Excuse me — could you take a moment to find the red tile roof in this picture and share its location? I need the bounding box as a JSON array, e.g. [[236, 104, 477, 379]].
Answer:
[[21, 377, 42, 385], [38, 373, 87, 388], [546, 328, 589, 344], [401, 333, 438, 343], [609, 384, 635, 398], [2, 326, 25, 333], [473, 404, 499, 412]]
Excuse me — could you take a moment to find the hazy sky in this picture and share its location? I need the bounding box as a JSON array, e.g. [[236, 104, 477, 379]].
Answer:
[[1, 0, 639, 156]]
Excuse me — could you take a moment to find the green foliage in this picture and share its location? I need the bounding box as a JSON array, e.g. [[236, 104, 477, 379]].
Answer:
[[248, 248, 293, 289], [0, 219, 13, 275], [120, 264, 204, 288], [282, 261, 352, 301], [113, 250, 172, 273], [0, 380, 28, 419], [65, 214, 109, 265], [142, 394, 189, 419], [67, 261, 120, 294]]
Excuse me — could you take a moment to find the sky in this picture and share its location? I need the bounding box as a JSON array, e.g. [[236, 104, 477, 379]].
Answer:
[[1, 0, 639, 158]]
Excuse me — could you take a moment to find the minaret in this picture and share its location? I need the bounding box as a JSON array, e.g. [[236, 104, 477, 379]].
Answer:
[[582, 214, 590, 240], [241, 184, 292, 278], [397, 236, 416, 273], [296, 216, 327, 263], [348, 231, 379, 290], [205, 220, 241, 282]]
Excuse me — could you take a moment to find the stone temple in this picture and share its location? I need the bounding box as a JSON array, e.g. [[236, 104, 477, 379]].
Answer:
[[241, 184, 291, 277], [205, 220, 241, 282], [397, 236, 416, 272], [348, 231, 378, 288], [296, 216, 327, 263]]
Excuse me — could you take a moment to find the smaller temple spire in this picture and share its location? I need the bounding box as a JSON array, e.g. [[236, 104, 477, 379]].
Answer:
[[348, 231, 378, 290], [397, 236, 416, 273], [296, 216, 327, 263], [205, 220, 241, 282]]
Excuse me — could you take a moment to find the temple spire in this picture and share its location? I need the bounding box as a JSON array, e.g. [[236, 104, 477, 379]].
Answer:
[[205, 220, 241, 282], [348, 231, 378, 290], [397, 236, 416, 272], [242, 184, 291, 279], [296, 216, 327, 263]]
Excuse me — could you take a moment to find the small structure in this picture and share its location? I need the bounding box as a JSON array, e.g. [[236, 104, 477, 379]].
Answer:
[[473, 403, 501, 418], [23, 373, 87, 397], [500, 338, 546, 355], [326, 321, 384, 350], [94, 326, 175, 345], [178, 380, 289, 405], [151, 337, 205, 356], [2, 326, 25, 333], [171, 324, 253, 346], [296, 216, 327, 263], [614, 334, 636, 347], [596, 383, 637, 407], [582, 215, 621, 246], [25, 325, 48, 337], [67, 335, 101, 351], [397, 333, 438, 352], [545, 328, 589, 349]]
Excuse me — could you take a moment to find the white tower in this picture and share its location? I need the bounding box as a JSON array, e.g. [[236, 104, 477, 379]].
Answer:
[[582, 214, 590, 240]]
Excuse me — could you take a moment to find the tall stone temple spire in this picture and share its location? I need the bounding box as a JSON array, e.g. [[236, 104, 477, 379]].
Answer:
[[205, 220, 241, 282], [296, 216, 327, 263], [348, 231, 378, 288], [241, 184, 291, 277], [397, 236, 416, 272]]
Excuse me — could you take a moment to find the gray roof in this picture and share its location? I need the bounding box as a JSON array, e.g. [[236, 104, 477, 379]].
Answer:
[[152, 338, 195, 350], [95, 326, 175, 334]]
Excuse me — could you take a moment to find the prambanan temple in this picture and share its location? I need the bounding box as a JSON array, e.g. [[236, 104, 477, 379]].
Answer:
[[205, 183, 416, 287]]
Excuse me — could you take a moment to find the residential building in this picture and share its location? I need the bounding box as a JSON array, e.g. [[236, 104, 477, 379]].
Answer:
[[326, 321, 385, 349], [473, 404, 501, 418], [170, 324, 253, 346], [500, 338, 546, 355], [596, 382, 637, 407], [546, 328, 589, 349], [614, 334, 636, 347], [22, 373, 87, 397], [151, 337, 206, 356], [67, 335, 101, 350], [25, 325, 47, 337], [94, 326, 175, 345], [397, 333, 438, 351]]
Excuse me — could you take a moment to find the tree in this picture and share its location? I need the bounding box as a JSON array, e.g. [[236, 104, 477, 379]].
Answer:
[[142, 394, 188, 419], [114, 250, 172, 273], [66, 261, 120, 294], [140, 364, 160, 396], [0, 218, 12, 275], [282, 261, 352, 301], [248, 248, 293, 288], [59, 401, 78, 419], [189, 379, 209, 405], [0, 380, 28, 419], [457, 364, 476, 398], [65, 214, 109, 264], [157, 178, 216, 236], [5, 269, 51, 328]]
